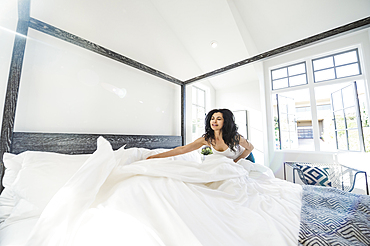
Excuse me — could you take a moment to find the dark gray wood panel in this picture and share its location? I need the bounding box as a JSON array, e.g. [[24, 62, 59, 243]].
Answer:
[[11, 132, 182, 155]]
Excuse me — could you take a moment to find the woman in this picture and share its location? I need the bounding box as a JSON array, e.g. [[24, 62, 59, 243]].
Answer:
[[147, 109, 254, 163]]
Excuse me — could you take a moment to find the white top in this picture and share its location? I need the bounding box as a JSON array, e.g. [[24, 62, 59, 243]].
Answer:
[[210, 145, 245, 160]]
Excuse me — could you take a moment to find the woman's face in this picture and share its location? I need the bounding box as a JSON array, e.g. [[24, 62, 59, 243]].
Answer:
[[210, 112, 224, 131]]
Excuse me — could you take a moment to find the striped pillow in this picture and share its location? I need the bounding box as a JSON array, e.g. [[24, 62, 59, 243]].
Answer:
[[296, 164, 332, 187]]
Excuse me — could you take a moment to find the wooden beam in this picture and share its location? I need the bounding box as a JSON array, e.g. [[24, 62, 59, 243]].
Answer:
[[29, 18, 184, 86], [184, 16, 370, 85]]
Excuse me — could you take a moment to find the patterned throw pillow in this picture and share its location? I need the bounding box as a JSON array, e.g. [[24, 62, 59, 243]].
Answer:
[[296, 164, 332, 187]]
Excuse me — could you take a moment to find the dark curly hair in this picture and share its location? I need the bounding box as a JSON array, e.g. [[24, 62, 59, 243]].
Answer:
[[203, 109, 241, 152]]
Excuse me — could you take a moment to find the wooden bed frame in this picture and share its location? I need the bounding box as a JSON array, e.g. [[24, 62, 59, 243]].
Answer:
[[1, 0, 369, 193]]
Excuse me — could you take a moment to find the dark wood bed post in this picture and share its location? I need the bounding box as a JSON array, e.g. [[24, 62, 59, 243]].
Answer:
[[181, 84, 186, 146], [0, 0, 30, 193]]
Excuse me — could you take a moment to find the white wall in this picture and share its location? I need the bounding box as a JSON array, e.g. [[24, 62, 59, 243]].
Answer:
[[262, 29, 370, 181], [13, 29, 181, 135]]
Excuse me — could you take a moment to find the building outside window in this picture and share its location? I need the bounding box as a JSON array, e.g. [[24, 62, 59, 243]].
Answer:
[[192, 86, 206, 142], [271, 48, 369, 152]]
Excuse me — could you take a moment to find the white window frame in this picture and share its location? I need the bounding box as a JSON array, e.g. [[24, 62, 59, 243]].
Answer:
[[312, 48, 362, 83], [269, 47, 367, 153], [271, 62, 308, 90]]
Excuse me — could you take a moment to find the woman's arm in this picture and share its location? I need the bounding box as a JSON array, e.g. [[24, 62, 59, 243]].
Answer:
[[234, 136, 254, 163], [147, 137, 208, 159]]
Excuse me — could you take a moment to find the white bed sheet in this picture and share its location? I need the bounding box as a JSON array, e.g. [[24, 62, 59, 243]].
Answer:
[[0, 137, 303, 246], [0, 218, 38, 246]]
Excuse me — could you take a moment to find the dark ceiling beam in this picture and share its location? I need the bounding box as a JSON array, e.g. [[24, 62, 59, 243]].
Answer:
[[184, 16, 370, 85], [29, 18, 184, 86]]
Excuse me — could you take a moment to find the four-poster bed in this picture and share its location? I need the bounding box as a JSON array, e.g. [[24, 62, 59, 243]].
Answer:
[[1, 0, 370, 245]]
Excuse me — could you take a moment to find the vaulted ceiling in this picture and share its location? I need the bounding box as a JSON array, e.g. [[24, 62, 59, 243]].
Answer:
[[4, 0, 370, 89]]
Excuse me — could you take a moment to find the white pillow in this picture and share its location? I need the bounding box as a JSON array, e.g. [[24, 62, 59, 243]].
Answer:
[[0, 152, 27, 222], [11, 151, 90, 213], [2, 152, 26, 189]]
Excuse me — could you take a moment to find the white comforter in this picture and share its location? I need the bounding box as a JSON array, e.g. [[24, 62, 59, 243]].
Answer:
[[20, 137, 302, 246]]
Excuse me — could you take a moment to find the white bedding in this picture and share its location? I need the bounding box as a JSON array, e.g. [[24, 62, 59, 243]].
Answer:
[[0, 137, 303, 246]]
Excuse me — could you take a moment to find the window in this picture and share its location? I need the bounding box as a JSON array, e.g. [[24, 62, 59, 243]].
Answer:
[[271, 62, 307, 90], [272, 48, 369, 152], [233, 110, 248, 140], [312, 49, 361, 83], [192, 86, 206, 141], [331, 82, 364, 151], [273, 88, 313, 150]]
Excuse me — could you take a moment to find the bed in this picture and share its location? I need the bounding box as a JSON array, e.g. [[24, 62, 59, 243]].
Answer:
[[1, 2, 370, 245], [0, 136, 369, 246]]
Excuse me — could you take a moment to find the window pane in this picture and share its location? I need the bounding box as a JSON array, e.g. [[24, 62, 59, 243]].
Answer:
[[192, 87, 197, 104], [313, 57, 333, 71], [288, 63, 305, 76], [337, 130, 347, 150], [197, 106, 205, 125], [279, 103, 287, 114], [287, 100, 296, 113], [336, 63, 360, 78], [289, 74, 307, 86], [272, 95, 280, 150], [192, 105, 197, 121], [290, 131, 299, 149], [363, 127, 370, 152], [280, 131, 291, 149], [272, 68, 287, 80], [342, 86, 355, 108], [273, 78, 288, 89], [234, 111, 248, 139], [334, 110, 345, 130], [280, 114, 289, 130], [314, 68, 335, 82], [197, 89, 205, 107], [345, 107, 358, 129], [315, 85, 337, 151], [314, 81, 365, 152], [288, 114, 296, 132], [358, 81, 370, 152], [331, 91, 342, 111], [347, 129, 360, 151], [275, 89, 312, 150], [334, 51, 357, 66]]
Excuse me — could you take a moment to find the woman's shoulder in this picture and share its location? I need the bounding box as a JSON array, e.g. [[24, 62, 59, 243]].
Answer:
[[237, 134, 247, 142], [194, 136, 209, 145]]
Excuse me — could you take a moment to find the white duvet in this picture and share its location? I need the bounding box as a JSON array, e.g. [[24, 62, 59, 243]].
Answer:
[[2, 137, 303, 246]]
